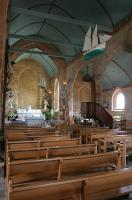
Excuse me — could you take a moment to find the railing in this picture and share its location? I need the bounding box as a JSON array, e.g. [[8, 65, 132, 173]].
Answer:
[[81, 102, 113, 128]]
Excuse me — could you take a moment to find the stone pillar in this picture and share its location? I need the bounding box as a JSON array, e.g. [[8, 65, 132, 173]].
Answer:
[[67, 88, 73, 118], [95, 79, 103, 105], [0, 0, 9, 132]]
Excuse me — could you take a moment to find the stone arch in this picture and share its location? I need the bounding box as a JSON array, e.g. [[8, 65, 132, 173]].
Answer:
[[10, 40, 66, 85], [8, 58, 50, 109], [9, 40, 67, 118]]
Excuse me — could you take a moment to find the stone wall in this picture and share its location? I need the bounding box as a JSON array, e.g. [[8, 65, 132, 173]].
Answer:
[[73, 73, 91, 114], [8, 58, 50, 109], [103, 85, 132, 121]]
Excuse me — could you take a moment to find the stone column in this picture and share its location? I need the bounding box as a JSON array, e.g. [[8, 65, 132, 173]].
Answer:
[[0, 0, 9, 131], [95, 79, 103, 105]]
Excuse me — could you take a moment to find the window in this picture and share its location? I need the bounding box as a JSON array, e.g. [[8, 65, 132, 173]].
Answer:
[[112, 89, 125, 111], [54, 78, 59, 111]]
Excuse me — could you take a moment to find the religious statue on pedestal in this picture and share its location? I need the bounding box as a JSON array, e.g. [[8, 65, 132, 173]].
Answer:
[[39, 78, 49, 111], [7, 90, 16, 109], [42, 95, 49, 110]]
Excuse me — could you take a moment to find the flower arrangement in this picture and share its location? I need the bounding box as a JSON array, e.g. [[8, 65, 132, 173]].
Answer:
[[5, 111, 18, 120]]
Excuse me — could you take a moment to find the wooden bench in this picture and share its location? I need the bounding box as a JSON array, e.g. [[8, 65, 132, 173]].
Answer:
[[6, 131, 62, 141], [87, 132, 114, 144], [8, 144, 97, 160], [8, 151, 123, 184], [7, 134, 69, 141], [117, 137, 132, 165], [5, 126, 55, 131], [7, 138, 81, 150], [99, 135, 129, 152], [98, 134, 132, 166], [8, 168, 132, 200], [28, 134, 70, 141], [6, 130, 57, 135], [87, 130, 126, 146]]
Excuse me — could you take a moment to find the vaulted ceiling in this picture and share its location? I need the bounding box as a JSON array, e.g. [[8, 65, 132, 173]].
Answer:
[[8, 0, 132, 88]]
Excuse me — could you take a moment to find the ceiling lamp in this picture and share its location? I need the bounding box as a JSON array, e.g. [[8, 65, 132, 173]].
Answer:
[[82, 66, 93, 82]]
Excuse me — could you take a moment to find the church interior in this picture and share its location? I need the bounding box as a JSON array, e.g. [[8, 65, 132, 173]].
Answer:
[[0, 0, 132, 199]]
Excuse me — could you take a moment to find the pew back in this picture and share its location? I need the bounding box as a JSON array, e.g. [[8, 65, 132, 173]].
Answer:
[[8, 138, 81, 150], [9, 168, 132, 200], [8, 144, 97, 160], [9, 151, 122, 184], [6, 131, 62, 141]]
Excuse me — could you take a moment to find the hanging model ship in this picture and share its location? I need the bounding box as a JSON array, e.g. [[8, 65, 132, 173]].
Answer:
[[82, 25, 111, 60]]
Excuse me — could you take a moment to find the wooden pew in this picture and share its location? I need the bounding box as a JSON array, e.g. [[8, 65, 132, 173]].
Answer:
[[87, 132, 114, 144], [28, 135, 69, 141], [82, 127, 110, 137], [7, 134, 68, 141], [8, 151, 123, 184], [98, 134, 132, 166], [99, 135, 128, 152], [8, 144, 97, 160], [123, 140, 132, 155], [99, 135, 132, 152], [8, 168, 132, 200], [5, 126, 55, 132], [87, 130, 126, 147], [6, 128, 56, 133], [117, 137, 132, 166], [6, 130, 62, 141], [7, 138, 81, 150]]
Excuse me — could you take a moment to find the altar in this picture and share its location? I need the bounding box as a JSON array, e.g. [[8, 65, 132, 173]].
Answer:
[[17, 107, 44, 125]]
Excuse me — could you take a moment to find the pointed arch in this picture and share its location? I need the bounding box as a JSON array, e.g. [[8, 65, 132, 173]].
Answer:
[[112, 89, 125, 111]]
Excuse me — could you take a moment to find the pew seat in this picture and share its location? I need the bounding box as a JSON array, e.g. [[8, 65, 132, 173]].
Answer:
[[8, 168, 132, 200]]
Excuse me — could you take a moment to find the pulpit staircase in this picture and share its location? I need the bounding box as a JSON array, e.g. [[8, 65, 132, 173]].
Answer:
[[81, 102, 113, 128]]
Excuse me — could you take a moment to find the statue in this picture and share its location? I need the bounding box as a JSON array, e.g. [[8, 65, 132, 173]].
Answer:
[[7, 91, 15, 109], [8, 98, 13, 108], [39, 78, 52, 111], [41, 88, 49, 110], [42, 98, 49, 110]]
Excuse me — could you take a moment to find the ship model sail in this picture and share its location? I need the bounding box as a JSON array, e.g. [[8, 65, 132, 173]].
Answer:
[[82, 25, 111, 60]]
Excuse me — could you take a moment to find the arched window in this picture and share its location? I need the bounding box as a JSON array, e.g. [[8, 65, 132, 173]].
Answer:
[[112, 89, 125, 111], [54, 78, 59, 111]]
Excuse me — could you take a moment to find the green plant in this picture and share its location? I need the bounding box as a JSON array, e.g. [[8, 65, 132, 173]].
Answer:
[[42, 109, 59, 120], [44, 110, 52, 120], [5, 111, 17, 120]]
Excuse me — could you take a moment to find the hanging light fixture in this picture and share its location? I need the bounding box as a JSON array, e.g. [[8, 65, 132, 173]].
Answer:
[[82, 66, 93, 82]]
